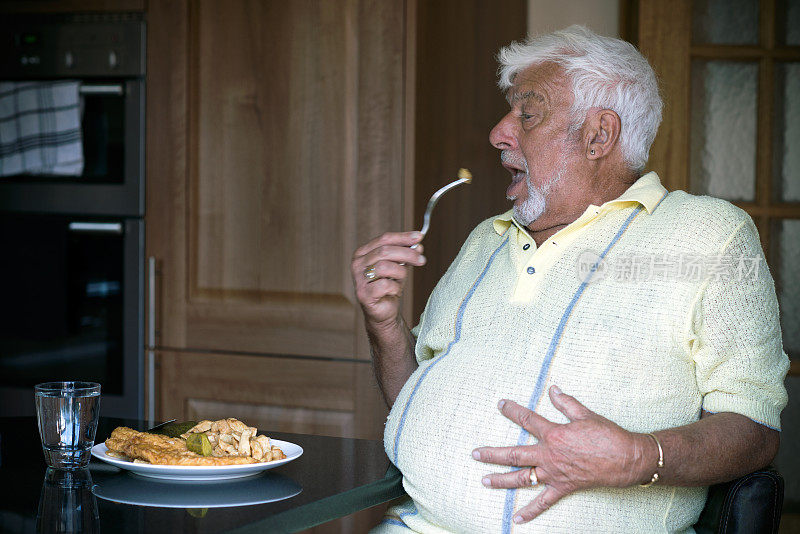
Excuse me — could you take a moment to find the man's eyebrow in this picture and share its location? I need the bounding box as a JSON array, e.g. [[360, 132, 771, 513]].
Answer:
[[506, 90, 546, 105]]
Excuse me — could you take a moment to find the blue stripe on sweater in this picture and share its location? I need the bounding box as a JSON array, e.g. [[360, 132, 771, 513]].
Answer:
[[500, 206, 644, 533], [392, 235, 510, 465]]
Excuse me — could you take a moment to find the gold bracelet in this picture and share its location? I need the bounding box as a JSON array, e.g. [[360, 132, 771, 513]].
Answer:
[[640, 433, 664, 487]]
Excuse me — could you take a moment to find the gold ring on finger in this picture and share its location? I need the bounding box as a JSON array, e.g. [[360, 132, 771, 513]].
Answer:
[[364, 265, 377, 281], [529, 467, 538, 486]]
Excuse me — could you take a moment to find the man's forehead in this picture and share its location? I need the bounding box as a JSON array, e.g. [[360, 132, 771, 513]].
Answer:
[[506, 89, 546, 105], [505, 62, 568, 106]]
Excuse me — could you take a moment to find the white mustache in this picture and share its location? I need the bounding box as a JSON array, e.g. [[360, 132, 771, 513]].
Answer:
[[500, 150, 529, 174]]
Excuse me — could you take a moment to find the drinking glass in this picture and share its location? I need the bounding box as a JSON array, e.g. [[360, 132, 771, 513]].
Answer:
[[34, 382, 101, 470]]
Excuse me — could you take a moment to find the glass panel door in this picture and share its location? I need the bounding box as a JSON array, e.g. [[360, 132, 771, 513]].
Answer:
[[773, 62, 800, 201], [690, 60, 758, 201], [692, 0, 760, 44]]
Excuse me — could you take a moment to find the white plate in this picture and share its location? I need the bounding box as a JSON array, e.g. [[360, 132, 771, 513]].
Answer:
[[92, 470, 302, 508], [90, 439, 303, 481]]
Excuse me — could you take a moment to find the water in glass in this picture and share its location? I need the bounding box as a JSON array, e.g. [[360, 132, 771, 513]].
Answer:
[[35, 382, 101, 470]]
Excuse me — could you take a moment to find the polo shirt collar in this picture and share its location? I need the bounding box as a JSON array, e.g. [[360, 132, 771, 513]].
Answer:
[[492, 171, 667, 236], [606, 171, 666, 215]]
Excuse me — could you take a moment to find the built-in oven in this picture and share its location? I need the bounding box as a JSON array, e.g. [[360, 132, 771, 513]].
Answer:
[[0, 14, 144, 216], [0, 213, 143, 417], [0, 13, 145, 418]]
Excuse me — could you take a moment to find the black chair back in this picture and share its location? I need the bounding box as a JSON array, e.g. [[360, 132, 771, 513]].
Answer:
[[694, 467, 784, 534]]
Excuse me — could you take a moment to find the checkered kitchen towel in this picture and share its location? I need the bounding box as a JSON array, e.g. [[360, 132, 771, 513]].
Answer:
[[0, 81, 84, 177]]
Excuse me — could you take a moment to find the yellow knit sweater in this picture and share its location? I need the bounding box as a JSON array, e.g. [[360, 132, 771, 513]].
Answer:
[[375, 173, 789, 534]]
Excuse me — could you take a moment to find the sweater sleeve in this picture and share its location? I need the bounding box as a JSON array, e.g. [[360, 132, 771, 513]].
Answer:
[[690, 215, 789, 429]]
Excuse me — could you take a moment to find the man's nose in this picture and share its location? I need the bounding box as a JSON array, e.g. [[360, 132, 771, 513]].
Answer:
[[489, 113, 517, 150]]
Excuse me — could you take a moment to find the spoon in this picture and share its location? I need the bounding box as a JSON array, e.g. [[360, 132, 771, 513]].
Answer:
[[412, 168, 472, 249]]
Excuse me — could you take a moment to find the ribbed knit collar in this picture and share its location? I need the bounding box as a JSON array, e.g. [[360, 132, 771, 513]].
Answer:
[[492, 171, 667, 236]]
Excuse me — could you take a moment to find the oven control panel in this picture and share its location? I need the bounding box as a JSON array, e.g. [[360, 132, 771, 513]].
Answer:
[[0, 14, 145, 78]]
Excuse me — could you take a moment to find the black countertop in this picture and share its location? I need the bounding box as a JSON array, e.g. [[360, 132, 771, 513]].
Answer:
[[0, 417, 404, 533]]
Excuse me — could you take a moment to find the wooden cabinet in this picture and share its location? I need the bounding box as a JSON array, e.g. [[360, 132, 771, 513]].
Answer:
[[155, 350, 384, 440], [147, 0, 408, 359], [146, 0, 412, 439]]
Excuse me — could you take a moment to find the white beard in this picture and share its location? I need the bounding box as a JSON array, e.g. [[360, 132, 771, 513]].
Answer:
[[509, 158, 567, 226]]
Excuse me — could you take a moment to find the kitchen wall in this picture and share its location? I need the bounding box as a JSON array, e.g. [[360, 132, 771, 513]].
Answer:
[[528, 0, 619, 37]]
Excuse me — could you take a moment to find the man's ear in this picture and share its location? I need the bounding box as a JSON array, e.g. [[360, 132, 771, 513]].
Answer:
[[585, 109, 622, 160]]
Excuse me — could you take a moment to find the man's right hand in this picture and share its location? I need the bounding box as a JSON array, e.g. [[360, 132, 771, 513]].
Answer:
[[351, 231, 426, 327], [351, 231, 425, 406]]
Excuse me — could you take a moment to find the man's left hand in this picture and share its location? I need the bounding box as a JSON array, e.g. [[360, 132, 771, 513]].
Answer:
[[472, 385, 653, 524]]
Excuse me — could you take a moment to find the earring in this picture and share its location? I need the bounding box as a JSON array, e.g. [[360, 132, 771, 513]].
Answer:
[[590, 149, 595, 155]]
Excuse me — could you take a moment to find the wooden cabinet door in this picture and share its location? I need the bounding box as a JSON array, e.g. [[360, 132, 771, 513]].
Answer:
[[146, 0, 411, 361], [154, 350, 385, 440]]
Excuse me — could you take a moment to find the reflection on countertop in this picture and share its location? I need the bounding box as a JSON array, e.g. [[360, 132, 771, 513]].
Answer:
[[91, 469, 302, 509], [37, 468, 99, 534]]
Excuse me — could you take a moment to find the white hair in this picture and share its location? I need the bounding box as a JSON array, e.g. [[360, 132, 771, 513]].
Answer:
[[497, 25, 662, 173]]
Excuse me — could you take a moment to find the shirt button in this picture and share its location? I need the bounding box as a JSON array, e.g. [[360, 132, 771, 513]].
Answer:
[[523, 243, 530, 250], [527, 266, 536, 275]]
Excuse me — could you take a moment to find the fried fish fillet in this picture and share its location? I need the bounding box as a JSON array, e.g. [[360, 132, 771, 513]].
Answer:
[[105, 427, 256, 466]]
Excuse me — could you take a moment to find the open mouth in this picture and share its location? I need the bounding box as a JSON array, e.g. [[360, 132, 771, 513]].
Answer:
[[510, 168, 527, 184], [500, 152, 528, 184], [502, 166, 528, 200]]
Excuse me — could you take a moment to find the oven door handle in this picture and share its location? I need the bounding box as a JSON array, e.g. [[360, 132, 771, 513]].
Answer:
[[68, 222, 123, 234], [79, 83, 125, 96], [147, 256, 157, 423]]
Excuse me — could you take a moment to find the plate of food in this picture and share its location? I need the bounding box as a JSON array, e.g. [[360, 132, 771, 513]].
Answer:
[[91, 418, 303, 481]]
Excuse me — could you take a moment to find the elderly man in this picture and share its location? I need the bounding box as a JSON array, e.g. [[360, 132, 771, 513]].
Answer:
[[351, 26, 788, 533]]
